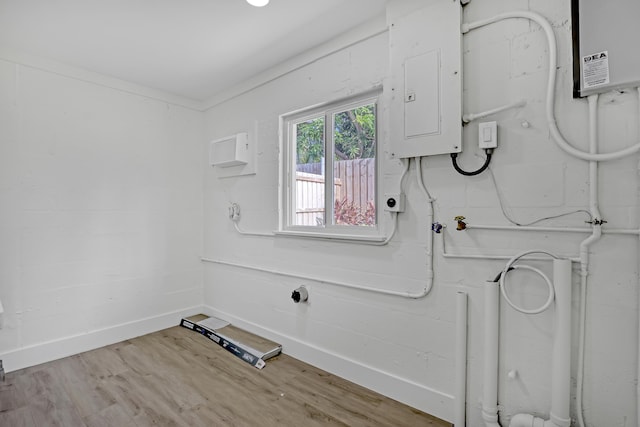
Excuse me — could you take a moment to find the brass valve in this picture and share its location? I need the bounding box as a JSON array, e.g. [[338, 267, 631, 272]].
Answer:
[[454, 215, 467, 231]]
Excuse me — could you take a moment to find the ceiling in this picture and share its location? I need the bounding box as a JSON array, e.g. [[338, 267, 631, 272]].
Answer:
[[0, 0, 387, 102]]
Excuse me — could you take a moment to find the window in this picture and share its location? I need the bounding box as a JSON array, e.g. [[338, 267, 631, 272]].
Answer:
[[280, 90, 380, 238]]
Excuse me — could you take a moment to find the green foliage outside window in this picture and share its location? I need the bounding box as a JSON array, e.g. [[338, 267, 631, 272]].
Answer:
[[295, 104, 375, 164]]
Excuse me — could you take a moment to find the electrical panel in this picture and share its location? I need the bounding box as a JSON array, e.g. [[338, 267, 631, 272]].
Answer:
[[388, 0, 462, 158], [572, 0, 640, 97]]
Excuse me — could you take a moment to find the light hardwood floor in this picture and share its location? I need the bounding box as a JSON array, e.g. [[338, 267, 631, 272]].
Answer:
[[0, 324, 452, 427]]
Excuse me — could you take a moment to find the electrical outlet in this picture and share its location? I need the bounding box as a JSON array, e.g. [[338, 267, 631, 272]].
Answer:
[[478, 121, 498, 149]]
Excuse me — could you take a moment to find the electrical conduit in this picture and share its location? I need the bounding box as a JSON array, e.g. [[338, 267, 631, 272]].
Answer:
[[575, 94, 604, 427], [455, 291, 468, 427], [416, 156, 435, 296]]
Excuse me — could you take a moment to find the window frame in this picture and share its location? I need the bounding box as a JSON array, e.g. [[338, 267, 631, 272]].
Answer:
[[278, 89, 383, 241]]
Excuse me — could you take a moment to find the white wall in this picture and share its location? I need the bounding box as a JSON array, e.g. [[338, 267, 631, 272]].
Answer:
[[0, 57, 204, 370], [0, 1, 635, 425], [203, 1, 639, 426]]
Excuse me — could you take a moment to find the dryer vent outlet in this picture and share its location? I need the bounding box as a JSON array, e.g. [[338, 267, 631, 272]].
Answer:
[[291, 286, 309, 303]]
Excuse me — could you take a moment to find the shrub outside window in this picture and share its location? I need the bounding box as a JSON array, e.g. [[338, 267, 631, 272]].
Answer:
[[281, 91, 379, 237]]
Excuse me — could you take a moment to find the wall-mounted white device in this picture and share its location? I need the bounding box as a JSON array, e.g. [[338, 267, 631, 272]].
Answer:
[[209, 132, 249, 168], [388, 1, 462, 158], [478, 121, 498, 149], [291, 286, 309, 303], [572, 0, 640, 97], [384, 193, 405, 212]]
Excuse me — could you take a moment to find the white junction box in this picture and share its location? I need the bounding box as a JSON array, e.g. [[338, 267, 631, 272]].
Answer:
[[384, 193, 405, 212], [388, 0, 462, 158], [478, 121, 498, 149]]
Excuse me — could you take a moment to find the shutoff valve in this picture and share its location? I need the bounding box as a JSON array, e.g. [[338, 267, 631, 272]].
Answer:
[[454, 215, 467, 231]]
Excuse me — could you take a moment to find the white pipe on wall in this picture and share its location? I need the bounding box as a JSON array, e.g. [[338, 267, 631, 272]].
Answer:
[[548, 259, 572, 427], [466, 224, 592, 234], [439, 230, 580, 263], [201, 258, 431, 298], [637, 228, 640, 427], [415, 156, 435, 296], [455, 291, 468, 427], [575, 94, 604, 427], [466, 223, 640, 236], [463, 100, 526, 124], [483, 280, 501, 427]]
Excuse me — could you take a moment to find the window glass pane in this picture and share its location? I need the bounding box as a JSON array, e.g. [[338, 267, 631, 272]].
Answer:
[[294, 117, 325, 226], [332, 103, 376, 226]]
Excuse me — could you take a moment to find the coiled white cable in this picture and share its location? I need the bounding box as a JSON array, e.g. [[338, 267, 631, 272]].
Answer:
[[499, 250, 558, 314]]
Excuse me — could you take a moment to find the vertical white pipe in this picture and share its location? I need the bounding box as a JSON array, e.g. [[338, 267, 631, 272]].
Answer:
[[415, 157, 435, 295], [576, 94, 603, 427], [455, 291, 468, 427], [549, 259, 572, 427], [637, 87, 640, 427], [637, 229, 640, 427], [588, 94, 602, 221], [483, 281, 501, 427]]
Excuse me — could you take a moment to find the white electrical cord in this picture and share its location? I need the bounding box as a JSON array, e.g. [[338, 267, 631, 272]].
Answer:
[[463, 11, 640, 162], [499, 250, 558, 315]]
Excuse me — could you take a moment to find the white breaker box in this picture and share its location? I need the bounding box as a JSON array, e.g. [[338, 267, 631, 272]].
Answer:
[[388, 0, 462, 158]]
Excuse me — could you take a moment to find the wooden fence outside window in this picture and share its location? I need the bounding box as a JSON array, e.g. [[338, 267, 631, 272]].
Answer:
[[295, 158, 375, 226]]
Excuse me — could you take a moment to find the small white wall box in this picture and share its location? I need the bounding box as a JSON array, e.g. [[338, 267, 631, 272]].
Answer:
[[209, 132, 249, 168]]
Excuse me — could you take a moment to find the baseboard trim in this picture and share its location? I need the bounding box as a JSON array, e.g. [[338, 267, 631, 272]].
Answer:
[[0, 305, 203, 373], [202, 305, 454, 423]]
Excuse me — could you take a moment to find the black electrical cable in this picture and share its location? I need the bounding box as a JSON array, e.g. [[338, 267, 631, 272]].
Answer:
[[450, 148, 493, 176]]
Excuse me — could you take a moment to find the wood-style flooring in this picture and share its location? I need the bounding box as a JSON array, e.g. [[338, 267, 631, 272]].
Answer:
[[0, 324, 451, 427]]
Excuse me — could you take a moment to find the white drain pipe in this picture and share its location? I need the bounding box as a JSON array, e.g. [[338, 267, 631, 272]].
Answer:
[[508, 259, 572, 427], [455, 291, 468, 427], [483, 259, 573, 427], [548, 259, 573, 427], [483, 280, 501, 427]]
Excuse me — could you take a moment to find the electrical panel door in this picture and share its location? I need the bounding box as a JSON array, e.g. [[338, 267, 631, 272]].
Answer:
[[388, 0, 462, 158]]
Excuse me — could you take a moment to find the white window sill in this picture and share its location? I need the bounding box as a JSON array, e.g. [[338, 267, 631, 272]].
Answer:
[[274, 230, 387, 243]]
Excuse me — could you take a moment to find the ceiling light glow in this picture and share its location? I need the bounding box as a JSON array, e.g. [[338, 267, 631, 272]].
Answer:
[[247, 0, 269, 7]]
